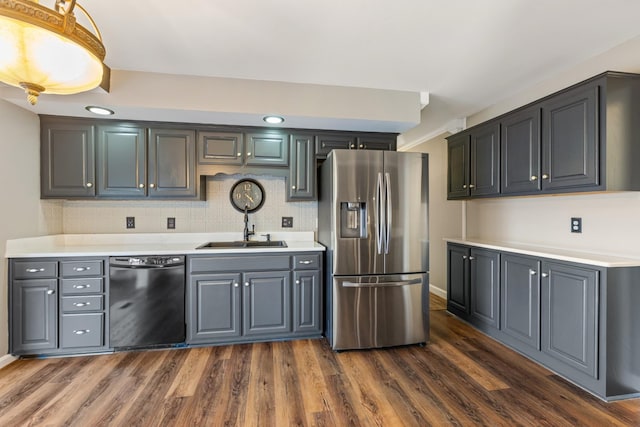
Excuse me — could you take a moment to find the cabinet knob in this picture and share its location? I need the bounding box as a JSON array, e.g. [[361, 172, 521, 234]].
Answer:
[[247, 152, 252, 156], [359, 144, 365, 149], [296, 280, 300, 285], [530, 175, 538, 181], [86, 182, 93, 188], [292, 186, 296, 190], [469, 184, 476, 189], [542, 272, 549, 278], [138, 183, 145, 188], [463, 184, 467, 189], [237, 152, 242, 157], [468, 256, 475, 260], [47, 289, 55, 295], [542, 174, 549, 180], [149, 183, 155, 189], [234, 283, 239, 288], [529, 269, 537, 276], [462, 255, 468, 260], [350, 144, 356, 149], [244, 282, 250, 287]]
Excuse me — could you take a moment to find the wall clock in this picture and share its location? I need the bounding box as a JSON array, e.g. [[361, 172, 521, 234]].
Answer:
[[230, 179, 265, 212]]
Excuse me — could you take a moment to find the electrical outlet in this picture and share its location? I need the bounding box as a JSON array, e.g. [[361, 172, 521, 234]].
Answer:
[[282, 216, 293, 228], [126, 216, 135, 229], [571, 217, 582, 233], [167, 217, 176, 229]]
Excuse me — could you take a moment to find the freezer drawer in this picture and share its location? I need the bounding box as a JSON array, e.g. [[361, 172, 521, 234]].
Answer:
[[331, 273, 428, 350]]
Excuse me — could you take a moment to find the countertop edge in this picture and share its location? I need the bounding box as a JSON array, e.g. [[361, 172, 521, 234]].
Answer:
[[444, 238, 640, 268]]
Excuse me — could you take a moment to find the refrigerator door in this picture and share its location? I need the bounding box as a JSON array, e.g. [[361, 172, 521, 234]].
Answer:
[[330, 150, 385, 276], [330, 273, 428, 350], [383, 152, 429, 275]]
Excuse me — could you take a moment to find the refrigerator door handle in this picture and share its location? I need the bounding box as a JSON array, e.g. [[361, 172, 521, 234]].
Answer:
[[384, 172, 392, 254], [376, 172, 385, 254], [342, 278, 422, 288]]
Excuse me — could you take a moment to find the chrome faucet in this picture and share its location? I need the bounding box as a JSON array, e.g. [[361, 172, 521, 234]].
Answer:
[[243, 206, 255, 242]]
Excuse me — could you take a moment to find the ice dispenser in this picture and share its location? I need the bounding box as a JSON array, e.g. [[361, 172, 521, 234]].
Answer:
[[340, 202, 367, 238]]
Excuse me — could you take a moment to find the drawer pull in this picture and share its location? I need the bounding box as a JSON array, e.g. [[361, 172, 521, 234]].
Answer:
[[26, 268, 45, 273], [73, 284, 90, 289], [73, 302, 90, 307], [73, 329, 90, 335], [73, 267, 90, 272], [298, 260, 313, 265]]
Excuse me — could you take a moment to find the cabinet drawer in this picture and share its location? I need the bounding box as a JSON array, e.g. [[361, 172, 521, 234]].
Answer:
[[12, 261, 57, 279], [61, 278, 103, 295], [293, 254, 320, 270], [190, 255, 290, 273], [61, 295, 104, 313], [61, 260, 103, 277], [60, 313, 104, 349]]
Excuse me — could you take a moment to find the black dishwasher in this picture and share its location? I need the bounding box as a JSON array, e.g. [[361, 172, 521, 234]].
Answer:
[[109, 256, 185, 350]]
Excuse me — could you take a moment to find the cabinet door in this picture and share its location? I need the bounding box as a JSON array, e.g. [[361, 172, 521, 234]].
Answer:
[[541, 261, 599, 379], [41, 121, 95, 198], [187, 273, 242, 343], [293, 270, 321, 334], [501, 254, 540, 350], [501, 107, 542, 194], [11, 279, 57, 353], [288, 134, 316, 200], [148, 128, 197, 198], [447, 133, 470, 199], [245, 131, 289, 166], [542, 83, 599, 190], [315, 134, 356, 158], [198, 131, 244, 165], [447, 244, 469, 317], [243, 271, 291, 336], [470, 122, 500, 196], [469, 248, 500, 329], [96, 125, 146, 197], [356, 135, 396, 151]]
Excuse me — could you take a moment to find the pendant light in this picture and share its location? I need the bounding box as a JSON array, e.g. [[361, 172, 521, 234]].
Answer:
[[0, 0, 106, 105]]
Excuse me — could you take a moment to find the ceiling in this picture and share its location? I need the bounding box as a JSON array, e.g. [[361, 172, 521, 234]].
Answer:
[[3, 0, 640, 146]]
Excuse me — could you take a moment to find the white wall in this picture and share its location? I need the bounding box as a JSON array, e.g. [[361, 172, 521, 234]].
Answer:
[[63, 175, 317, 234], [0, 100, 62, 358], [403, 132, 463, 296]]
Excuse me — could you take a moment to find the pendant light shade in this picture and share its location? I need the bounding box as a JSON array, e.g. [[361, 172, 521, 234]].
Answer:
[[0, 0, 106, 105]]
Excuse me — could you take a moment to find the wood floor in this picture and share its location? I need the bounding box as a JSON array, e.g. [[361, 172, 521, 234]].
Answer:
[[1, 294, 638, 426]]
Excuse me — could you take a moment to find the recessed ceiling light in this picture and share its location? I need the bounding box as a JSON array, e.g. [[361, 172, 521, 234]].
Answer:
[[263, 115, 284, 124], [85, 105, 114, 116]]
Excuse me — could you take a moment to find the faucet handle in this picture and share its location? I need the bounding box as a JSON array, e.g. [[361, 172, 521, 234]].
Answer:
[[261, 233, 271, 242]]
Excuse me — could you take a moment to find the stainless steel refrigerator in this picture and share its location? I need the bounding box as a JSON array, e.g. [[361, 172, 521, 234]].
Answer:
[[318, 150, 429, 350]]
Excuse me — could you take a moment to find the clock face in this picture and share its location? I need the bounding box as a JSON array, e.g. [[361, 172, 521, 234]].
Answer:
[[230, 179, 265, 212]]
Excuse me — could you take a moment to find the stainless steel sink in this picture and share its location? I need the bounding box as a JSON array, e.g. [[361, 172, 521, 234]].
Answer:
[[196, 240, 287, 249]]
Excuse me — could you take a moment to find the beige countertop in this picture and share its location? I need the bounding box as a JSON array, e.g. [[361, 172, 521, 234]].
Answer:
[[6, 232, 325, 258], [444, 237, 640, 268]]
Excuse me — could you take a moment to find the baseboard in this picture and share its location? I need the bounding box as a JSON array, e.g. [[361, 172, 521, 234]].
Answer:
[[0, 354, 17, 370], [429, 284, 447, 300]]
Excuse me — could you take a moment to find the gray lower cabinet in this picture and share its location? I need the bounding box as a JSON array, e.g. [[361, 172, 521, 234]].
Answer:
[[288, 134, 316, 200], [9, 258, 109, 356], [448, 242, 640, 401], [187, 252, 322, 345]]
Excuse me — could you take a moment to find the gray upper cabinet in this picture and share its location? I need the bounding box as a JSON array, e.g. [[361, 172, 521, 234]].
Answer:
[[541, 261, 599, 379], [355, 135, 397, 151], [41, 119, 96, 198], [315, 134, 356, 158], [96, 125, 146, 197], [288, 134, 315, 200], [542, 82, 599, 190], [148, 128, 197, 198], [446, 133, 470, 199], [198, 131, 244, 165], [501, 106, 542, 194], [11, 278, 58, 354], [245, 130, 289, 166], [501, 253, 540, 351], [469, 248, 500, 330]]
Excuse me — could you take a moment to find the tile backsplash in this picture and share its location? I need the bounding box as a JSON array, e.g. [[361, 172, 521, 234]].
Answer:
[[63, 175, 318, 235]]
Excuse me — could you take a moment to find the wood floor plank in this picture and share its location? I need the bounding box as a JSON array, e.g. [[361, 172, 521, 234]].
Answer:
[[164, 346, 211, 398], [244, 342, 276, 426]]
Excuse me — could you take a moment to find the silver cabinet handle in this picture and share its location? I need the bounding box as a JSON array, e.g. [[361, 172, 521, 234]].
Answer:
[[298, 260, 313, 265], [529, 269, 537, 276], [542, 174, 549, 179], [542, 273, 549, 278], [234, 283, 239, 288], [292, 186, 296, 190], [237, 152, 242, 157], [73, 267, 90, 272], [47, 289, 55, 295], [530, 175, 538, 181], [149, 183, 156, 188], [462, 184, 467, 189], [73, 302, 90, 307], [462, 255, 467, 260], [469, 256, 475, 260], [296, 280, 300, 284], [359, 144, 365, 149], [350, 144, 356, 149], [26, 268, 45, 273], [469, 184, 476, 189], [86, 182, 93, 188], [247, 152, 252, 156], [244, 282, 250, 287], [73, 284, 90, 289], [138, 183, 145, 188], [73, 330, 90, 335]]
